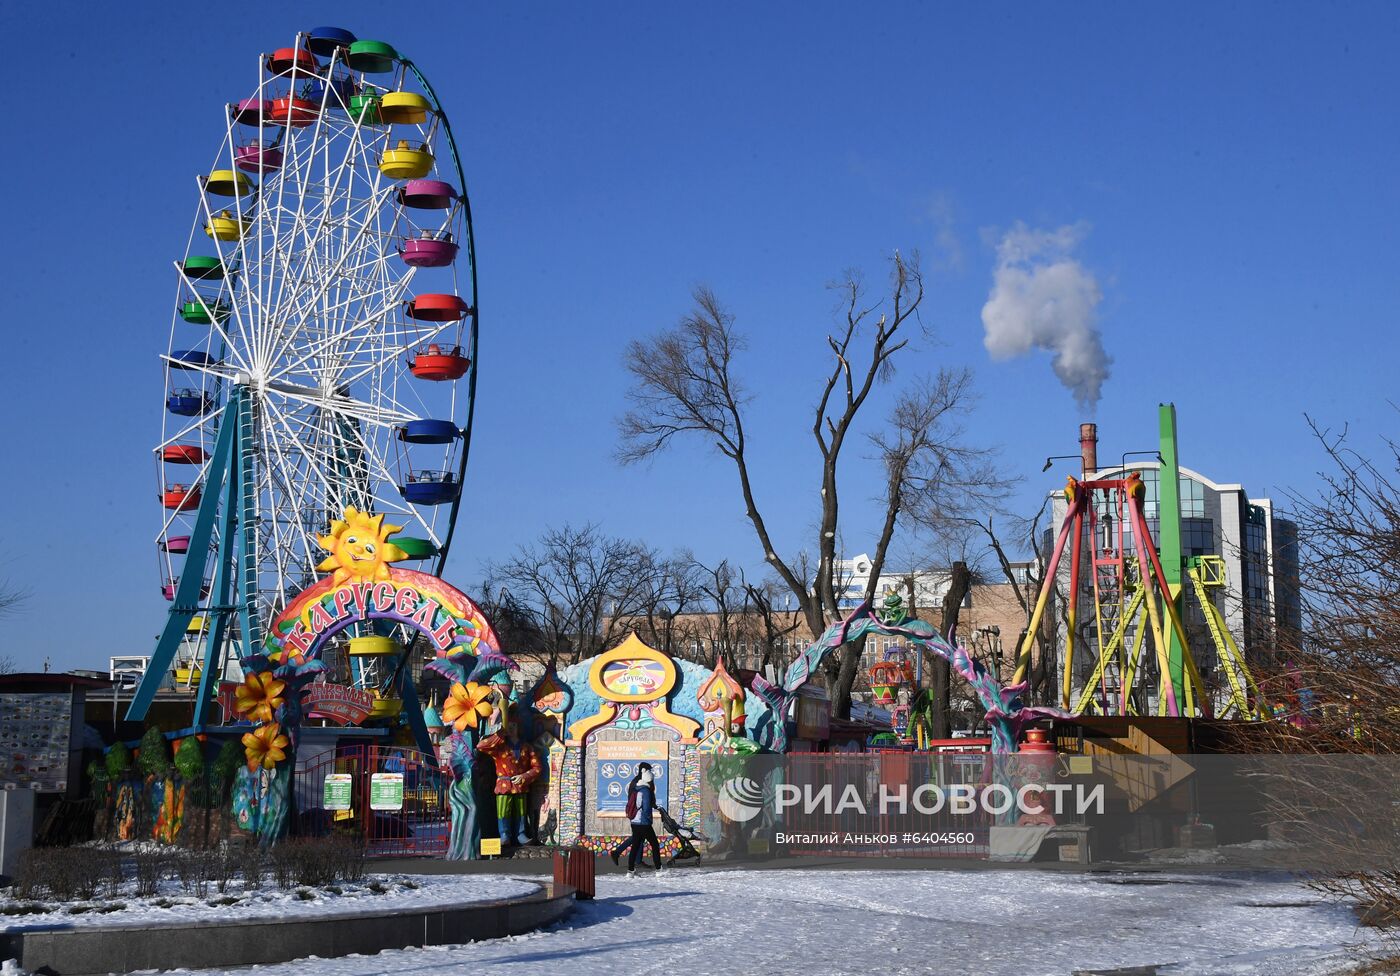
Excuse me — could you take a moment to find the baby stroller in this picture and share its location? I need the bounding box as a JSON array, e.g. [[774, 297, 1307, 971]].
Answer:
[[658, 806, 703, 864]]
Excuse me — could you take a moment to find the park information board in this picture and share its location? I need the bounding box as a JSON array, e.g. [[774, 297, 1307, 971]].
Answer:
[[369, 772, 404, 811], [323, 773, 353, 810], [0, 693, 73, 792], [595, 740, 668, 815]]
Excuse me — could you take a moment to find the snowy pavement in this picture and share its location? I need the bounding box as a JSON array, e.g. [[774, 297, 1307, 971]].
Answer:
[[164, 868, 1383, 976]]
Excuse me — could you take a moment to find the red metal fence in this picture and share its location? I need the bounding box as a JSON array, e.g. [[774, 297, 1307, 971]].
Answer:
[[293, 744, 449, 857]]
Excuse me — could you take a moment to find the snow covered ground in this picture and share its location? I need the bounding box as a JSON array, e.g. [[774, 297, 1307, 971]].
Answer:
[[156, 868, 1384, 976], [0, 874, 537, 932]]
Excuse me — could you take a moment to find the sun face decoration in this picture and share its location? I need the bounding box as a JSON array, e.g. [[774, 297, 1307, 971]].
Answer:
[[317, 507, 409, 585]]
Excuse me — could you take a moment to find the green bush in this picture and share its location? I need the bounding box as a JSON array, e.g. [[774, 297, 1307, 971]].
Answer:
[[211, 740, 242, 786], [174, 737, 204, 782], [136, 728, 171, 779], [86, 760, 107, 788], [105, 742, 131, 780]]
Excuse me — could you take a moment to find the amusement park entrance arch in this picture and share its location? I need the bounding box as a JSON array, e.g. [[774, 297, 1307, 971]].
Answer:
[[259, 564, 500, 756]]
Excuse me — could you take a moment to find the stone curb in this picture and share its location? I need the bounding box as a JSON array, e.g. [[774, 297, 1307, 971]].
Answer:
[[0, 881, 575, 975]]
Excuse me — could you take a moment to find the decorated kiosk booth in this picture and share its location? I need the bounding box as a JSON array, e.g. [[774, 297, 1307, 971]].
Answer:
[[544, 636, 773, 856]]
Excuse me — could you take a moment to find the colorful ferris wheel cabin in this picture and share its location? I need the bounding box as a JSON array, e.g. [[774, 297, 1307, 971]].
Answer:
[[234, 143, 284, 172], [348, 636, 396, 657], [348, 92, 381, 124], [170, 350, 220, 370], [161, 577, 210, 601], [346, 39, 398, 73], [400, 471, 460, 506], [380, 91, 430, 124], [162, 484, 201, 511], [398, 179, 457, 209], [399, 236, 458, 267], [162, 444, 208, 464], [166, 390, 214, 416], [380, 141, 433, 179], [269, 97, 319, 127], [231, 98, 269, 126], [400, 419, 459, 444], [182, 256, 226, 280], [204, 170, 254, 197], [297, 80, 333, 108], [180, 299, 230, 324], [266, 47, 318, 77], [205, 211, 251, 241], [405, 293, 469, 321], [160, 535, 191, 554], [391, 537, 437, 560], [408, 345, 470, 381], [306, 26, 357, 58]]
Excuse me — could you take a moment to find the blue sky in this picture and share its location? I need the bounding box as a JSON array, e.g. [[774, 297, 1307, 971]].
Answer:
[[2, 2, 1397, 671]]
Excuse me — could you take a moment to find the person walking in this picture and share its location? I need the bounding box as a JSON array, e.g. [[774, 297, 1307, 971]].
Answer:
[[610, 762, 662, 874]]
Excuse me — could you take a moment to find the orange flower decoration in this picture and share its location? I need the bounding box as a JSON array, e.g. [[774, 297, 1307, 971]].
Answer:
[[234, 673, 286, 724], [442, 681, 493, 732], [242, 723, 290, 771]]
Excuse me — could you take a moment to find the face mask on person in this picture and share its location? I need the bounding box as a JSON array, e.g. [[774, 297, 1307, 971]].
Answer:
[[639, 768, 654, 787]]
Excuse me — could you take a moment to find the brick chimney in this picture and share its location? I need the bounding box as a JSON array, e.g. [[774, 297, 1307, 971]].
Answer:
[[1079, 423, 1098, 476]]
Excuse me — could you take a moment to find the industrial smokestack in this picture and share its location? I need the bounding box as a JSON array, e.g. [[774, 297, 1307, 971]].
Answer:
[[1079, 422, 1098, 476]]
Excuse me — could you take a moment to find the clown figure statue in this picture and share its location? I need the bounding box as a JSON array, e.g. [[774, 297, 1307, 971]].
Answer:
[[477, 715, 542, 847], [484, 672, 515, 735]]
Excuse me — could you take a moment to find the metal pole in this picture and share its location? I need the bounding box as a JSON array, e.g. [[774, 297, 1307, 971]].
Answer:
[[1011, 483, 1086, 686], [1157, 403, 1188, 709]]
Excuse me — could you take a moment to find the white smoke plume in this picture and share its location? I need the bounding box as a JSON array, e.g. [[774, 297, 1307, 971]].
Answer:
[[980, 222, 1111, 409]]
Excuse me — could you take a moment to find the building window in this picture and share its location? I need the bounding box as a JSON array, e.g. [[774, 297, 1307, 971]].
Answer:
[[1182, 517, 1215, 557], [1179, 478, 1206, 518]]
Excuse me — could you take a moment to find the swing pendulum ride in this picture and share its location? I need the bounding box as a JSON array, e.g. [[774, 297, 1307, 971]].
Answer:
[[1011, 405, 1268, 721]]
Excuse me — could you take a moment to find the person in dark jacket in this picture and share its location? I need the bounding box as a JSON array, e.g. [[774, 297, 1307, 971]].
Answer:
[[610, 762, 662, 873]]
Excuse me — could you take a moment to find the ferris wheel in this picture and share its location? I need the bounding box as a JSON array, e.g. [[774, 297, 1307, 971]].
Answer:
[[131, 28, 479, 724]]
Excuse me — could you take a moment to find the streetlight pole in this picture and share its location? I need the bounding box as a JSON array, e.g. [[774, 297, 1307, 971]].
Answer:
[[1119, 449, 1163, 473], [1041, 454, 1083, 474]]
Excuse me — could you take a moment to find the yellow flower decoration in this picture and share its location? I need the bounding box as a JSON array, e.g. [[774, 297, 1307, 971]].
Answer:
[[233, 673, 286, 724], [242, 723, 290, 771], [442, 681, 493, 732]]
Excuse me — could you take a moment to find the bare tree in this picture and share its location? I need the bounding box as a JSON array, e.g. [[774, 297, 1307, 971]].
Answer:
[[485, 524, 664, 667], [619, 252, 1009, 717], [476, 587, 556, 665], [1208, 416, 1400, 922], [743, 578, 804, 676], [629, 555, 703, 658]]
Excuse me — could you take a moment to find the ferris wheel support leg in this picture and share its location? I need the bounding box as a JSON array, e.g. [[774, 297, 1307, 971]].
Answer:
[[235, 393, 261, 658], [127, 389, 245, 723], [192, 394, 255, 727], [397, 664, 436, 757], [191, 476, 240, 728]]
